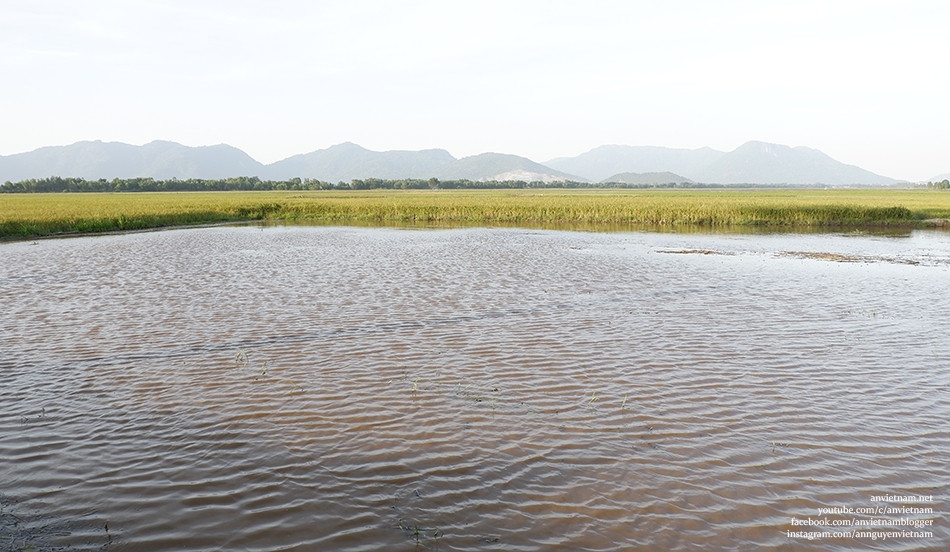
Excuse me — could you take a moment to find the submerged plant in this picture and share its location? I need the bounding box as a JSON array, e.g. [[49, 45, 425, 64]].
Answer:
[[397, 519, 444, 545], [770, 440, 791, 452]]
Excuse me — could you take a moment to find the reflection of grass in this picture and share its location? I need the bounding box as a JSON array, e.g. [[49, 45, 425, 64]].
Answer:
[[660, 249, 721, 255], [4, 188, 950, 238], [784, 251, 861, 262], [782, 251, 922, 265]]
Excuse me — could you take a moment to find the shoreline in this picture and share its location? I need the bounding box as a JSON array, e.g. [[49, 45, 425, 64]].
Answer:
[[4, 216, 948, 243]]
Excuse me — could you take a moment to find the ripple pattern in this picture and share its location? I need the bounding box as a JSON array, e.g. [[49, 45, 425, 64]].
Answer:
[[1, 225, 948, 551]]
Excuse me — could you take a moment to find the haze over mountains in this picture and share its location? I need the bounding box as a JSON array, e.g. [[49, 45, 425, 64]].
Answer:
[[0, 140, 266, 182], [0, 139, 914, 186], [545, 142, 902, 185]]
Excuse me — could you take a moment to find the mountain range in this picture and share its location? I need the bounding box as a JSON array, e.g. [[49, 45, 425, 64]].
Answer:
[[0, 139, 914, 185], [545, 142, 903, 185], [0, 140, 265, 182]]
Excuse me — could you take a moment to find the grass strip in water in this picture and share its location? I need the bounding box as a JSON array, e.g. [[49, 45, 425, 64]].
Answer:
[[2, 189, 949, 239]]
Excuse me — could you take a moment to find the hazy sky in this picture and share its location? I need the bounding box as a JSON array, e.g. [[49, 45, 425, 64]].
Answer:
[[2, 0, 948, 180]]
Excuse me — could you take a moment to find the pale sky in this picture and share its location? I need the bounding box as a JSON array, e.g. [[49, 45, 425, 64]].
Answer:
[[2, 0, 948, 180]]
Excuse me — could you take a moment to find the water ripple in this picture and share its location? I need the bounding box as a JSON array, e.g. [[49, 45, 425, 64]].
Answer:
[[1, 226, 948, 551]]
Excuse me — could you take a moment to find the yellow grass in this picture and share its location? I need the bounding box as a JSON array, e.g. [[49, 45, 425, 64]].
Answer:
[[2, 189, 949, 239]]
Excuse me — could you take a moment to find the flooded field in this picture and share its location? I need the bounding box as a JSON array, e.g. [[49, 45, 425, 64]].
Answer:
[[1, 225, 948, 551]]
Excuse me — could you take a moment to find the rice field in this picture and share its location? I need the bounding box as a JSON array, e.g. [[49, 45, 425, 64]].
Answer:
[[2, 188, 949, 239]]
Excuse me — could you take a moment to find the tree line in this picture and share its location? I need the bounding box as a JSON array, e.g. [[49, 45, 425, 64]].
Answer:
[[0, 176, 334, 193], [1, 175, 816, 193]]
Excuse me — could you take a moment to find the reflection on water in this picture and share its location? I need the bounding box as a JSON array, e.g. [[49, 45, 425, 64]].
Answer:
[[262, 217, 929, 237], [1, 225, 948, 551]]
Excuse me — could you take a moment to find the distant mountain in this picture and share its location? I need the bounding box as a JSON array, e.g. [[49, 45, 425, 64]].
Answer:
[[0, 141, 582, 183], [602, 171, 693, 185], [693, 141, 898, 185], [265, 145, 582, 182], [547, 141, 897, 185], [263, 142, 455, 182], [432, 153, 582, 182], [545, 145, 725, 182], [930, 173, 950, 182], [0, 140, 264, 182], [0, 139, 900, 185]]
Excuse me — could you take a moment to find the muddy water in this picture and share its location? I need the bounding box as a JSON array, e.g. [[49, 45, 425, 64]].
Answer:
[[1, 225, 948, 551]]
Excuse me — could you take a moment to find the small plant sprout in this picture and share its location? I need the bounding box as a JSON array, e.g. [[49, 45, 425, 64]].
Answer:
[[401, 523, 421, 542], [588, 391, 598, 404], [396, 519, 443, 544], [621, 394, 628, 409], [412, 378, 419, 392], [770, 440, 791, 452], [261, 361, 269, 376]]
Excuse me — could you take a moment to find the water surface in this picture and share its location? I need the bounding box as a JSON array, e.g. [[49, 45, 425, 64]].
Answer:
[[1, 225, 948, 551]]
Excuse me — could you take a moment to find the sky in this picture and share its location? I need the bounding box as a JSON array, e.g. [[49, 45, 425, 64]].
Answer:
[[2, 0, 948, 181]]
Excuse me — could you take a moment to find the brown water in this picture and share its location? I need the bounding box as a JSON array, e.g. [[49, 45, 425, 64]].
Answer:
[[1, 225, 948, 551]]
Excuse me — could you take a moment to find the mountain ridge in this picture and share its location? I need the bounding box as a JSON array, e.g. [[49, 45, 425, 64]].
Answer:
[[693, 141, 898, 185], [546, 141, 898, 185], [0, 139, 900, 185], [0, 140, 266, 182], [262, 142, 457, 182], [545, 145, 725, 182]]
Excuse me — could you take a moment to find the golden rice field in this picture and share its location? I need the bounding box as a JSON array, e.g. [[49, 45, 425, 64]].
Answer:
[[2, 189, 950, 239]]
